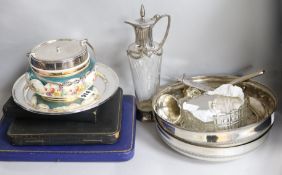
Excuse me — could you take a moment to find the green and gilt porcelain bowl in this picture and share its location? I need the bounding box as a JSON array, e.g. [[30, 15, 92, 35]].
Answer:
[[25, 38, 97, 102]]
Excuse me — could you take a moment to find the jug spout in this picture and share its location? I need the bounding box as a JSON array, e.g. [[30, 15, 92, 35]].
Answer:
[[124, 21, 136, 28]]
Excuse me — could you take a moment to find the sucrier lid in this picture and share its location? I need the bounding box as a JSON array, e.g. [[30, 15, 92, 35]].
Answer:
[[29, 39, 89, 71]]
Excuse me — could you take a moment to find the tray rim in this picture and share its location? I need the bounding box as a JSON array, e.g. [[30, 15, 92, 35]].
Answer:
[[156, 122, 270, 161]]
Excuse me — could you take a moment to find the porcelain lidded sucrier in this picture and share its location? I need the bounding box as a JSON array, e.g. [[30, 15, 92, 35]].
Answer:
[[26, 38, 97, 102]]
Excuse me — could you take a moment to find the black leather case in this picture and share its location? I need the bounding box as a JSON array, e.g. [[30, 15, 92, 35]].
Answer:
[[6, 88, 123, 145], [3, 88, 121, 123]]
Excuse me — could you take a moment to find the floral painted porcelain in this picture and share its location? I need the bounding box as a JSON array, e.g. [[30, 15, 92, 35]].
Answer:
[[26, 39, 97, 101]]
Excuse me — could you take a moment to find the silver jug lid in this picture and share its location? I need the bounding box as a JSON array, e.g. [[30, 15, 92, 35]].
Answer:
[[29, 39, 89, 71], [125, 5, 156, 28], [125, 5, 171, 59]]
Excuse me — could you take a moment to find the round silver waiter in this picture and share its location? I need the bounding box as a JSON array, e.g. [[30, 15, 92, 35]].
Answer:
[[152, 76, 276, 153]]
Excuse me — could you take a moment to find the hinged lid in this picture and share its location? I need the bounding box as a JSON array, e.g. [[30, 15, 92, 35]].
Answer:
[[125, 5, 171, 58], [29, 39, 89, 71], [125, 5, 156, 48], [125, 5, 156, 29]]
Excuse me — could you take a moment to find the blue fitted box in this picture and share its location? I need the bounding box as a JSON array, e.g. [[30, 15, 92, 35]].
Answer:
[[0, 95, 136, 162]]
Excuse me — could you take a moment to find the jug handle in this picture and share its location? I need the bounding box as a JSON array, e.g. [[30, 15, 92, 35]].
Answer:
[[153, 14, 171, 52]]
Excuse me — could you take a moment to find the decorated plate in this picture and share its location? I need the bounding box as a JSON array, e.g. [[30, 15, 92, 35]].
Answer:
[[12, 63, 119, 115]]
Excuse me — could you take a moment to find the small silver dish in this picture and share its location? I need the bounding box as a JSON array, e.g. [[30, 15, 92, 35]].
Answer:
[[152, 76, 277, 147]]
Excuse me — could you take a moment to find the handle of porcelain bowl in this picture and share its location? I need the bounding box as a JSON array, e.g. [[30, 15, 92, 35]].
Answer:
[[26, 52, 37, 68], [81, 39, 96, 58]]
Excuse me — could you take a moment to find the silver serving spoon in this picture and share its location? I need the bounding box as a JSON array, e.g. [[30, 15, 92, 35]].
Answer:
[[180, 70, 265, 92], [155, 70, 265, 123]]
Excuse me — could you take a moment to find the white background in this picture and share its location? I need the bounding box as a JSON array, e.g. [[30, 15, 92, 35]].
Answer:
[[0, 0, 281, 174]]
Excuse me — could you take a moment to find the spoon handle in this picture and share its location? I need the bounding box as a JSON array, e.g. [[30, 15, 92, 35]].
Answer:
[[180, 69, 265, 92], [229, 70, 265, 85], [181, 79, 214, 92]]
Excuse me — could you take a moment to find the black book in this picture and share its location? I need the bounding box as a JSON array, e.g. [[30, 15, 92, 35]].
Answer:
[[6, 88, 123, 146]]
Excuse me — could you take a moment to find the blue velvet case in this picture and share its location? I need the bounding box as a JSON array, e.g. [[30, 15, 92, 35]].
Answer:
[[0, 95, 136, 162]]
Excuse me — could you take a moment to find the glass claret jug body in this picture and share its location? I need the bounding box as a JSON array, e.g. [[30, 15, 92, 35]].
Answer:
[[126, 5, 170, 121]]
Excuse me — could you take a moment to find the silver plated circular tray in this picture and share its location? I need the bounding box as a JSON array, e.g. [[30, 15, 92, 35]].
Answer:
[[12, 63, 119, 115], [153, 76, 277, 147], [156, 123, 270, 162]]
